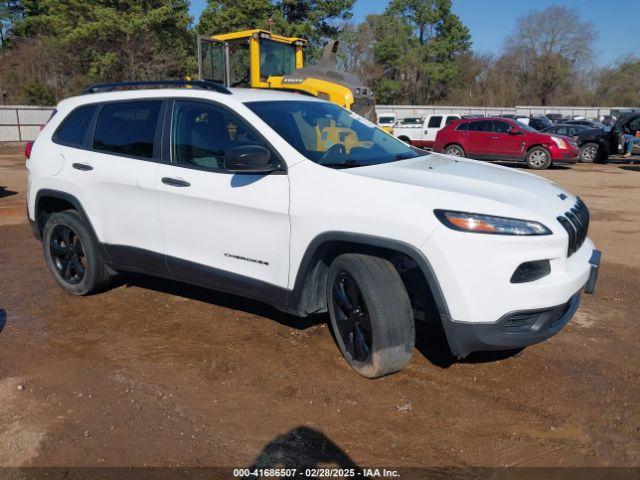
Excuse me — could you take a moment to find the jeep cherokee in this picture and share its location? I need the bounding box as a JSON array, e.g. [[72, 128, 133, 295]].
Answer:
[[26, 81, 601, 378]]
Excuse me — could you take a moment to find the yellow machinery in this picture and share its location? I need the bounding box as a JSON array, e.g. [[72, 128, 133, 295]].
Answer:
[[197, 29, 376, 120]]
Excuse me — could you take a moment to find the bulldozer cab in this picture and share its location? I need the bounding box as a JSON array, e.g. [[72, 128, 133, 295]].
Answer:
[[197, 30, 304, 89]]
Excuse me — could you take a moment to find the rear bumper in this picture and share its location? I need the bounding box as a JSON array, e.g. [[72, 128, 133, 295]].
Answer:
[[441, 292, 580, 357]]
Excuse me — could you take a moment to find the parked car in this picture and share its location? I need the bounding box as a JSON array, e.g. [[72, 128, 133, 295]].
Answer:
[[541, 124, 593, 138], [26, 80, 600, 378], [398, 116, 423, 125], [377, 112, 396, 133], [571, 113, 640, 162], [499, 114, 530, 124], [393, 113, 461, 148], [527, 115, 554, 131], [599, 115, 616, 126], [545, 113, 567, 124], [564, 119, 610, 131], [434, 117, 580, 169]]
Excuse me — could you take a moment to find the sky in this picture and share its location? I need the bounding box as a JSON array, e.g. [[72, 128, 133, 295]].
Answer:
[[188, 0, 639, 67]]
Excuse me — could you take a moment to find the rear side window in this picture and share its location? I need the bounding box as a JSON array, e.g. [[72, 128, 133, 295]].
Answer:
[[456, 122, 469, 131], [54, 105, 97, 146], [93, 100, 162, 159], [427, 116, 442, 128], [468, 120, 492, 132], [445, 116, 459, 125]]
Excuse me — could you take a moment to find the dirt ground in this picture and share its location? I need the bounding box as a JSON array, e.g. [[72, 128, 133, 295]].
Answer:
[[1, 143, 639, 474]]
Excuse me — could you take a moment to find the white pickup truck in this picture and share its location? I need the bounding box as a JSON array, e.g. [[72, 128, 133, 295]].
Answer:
[[393, 114, 461, 149]]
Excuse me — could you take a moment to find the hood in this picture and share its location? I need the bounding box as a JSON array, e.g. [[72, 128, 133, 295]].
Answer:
[[345, 154, 575, 218]]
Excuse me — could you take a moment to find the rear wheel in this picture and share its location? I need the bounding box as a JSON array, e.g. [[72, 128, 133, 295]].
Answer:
[[327, 254, 415, 378], [525, 146, 552, 169], [398, 136, 411, 145], [579, 142, 601, 163], [42, 210, 111, 295], [444, 144, 465, 157]]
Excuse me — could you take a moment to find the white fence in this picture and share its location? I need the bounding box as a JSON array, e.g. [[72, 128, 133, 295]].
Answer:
[[0, 106, 55, 142], [375, 105, 615, 120], [0, 103, 634, 142]]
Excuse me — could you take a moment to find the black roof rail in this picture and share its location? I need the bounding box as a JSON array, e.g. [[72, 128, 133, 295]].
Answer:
[[81, 80, 232, 95]]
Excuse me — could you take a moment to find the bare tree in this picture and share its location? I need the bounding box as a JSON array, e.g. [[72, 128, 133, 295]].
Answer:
[[505, 6, 596, 67]]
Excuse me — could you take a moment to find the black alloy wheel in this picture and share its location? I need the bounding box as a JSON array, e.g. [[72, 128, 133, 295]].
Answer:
[[49, 224, 86, 284], [331, 271, 373, 362]]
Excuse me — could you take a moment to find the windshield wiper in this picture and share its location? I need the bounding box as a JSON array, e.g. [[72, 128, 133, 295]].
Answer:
[[395, 152, 418, 160], [318, 160, 363, 169]]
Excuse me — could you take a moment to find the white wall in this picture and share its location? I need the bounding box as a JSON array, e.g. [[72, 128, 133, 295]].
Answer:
[[0, 106, 55, 142]]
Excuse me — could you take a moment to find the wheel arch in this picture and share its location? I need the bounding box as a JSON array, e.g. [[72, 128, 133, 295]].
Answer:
[[287, 232, 450, 320], [34, 190, 101, 245]]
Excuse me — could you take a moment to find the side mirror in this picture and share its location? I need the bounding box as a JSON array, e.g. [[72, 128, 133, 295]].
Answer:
[[223, 145, 275, 173], [508, 127, 520, 135]]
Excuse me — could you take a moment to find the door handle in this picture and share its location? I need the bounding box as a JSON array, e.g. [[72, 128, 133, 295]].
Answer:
[[72, 163, 93, 171], [491, 136, 499, 140], [161, 177, 191, 187]]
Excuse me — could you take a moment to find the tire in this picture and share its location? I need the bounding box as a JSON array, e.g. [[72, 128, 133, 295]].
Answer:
[[579, 142, 601, 163], [444, 144, 465, 157], [42, 210, 111, 295], [525, 146, 552, 169], [327, 254, 415, 378], [398, 136, 411, 145]]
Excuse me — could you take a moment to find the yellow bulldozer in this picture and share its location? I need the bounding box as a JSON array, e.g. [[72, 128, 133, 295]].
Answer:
[[197, 29, 376, 121]]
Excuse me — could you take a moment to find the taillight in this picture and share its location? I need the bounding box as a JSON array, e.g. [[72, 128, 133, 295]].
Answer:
[[25, 141, 33, 159]]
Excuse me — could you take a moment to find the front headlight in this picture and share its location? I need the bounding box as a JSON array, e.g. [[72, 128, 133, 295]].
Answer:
[[551, 136, 568, 149], [434, 210, 551, 236]]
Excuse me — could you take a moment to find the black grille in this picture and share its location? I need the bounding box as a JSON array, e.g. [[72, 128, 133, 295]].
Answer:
[[557, 198, 589, 257]]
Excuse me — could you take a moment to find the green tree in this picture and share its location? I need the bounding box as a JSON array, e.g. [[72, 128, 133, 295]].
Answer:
[[362, 0, 470, 104], [5, 0, 193, 93], [197, 0, 355, 59]]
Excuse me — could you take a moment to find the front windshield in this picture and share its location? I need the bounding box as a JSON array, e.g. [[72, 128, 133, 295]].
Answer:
[[260, 39, 296, 80], [246, 100, 423, 168]]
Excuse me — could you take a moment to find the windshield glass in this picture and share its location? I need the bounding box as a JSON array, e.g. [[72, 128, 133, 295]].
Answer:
[[260, 39, 296, 80], [246, 101, 424, 167]]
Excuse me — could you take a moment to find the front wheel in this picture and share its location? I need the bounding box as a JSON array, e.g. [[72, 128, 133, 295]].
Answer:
[[579, 142, 601, 163], [525, 146, 552, 169], [327, 254, 415, 378]]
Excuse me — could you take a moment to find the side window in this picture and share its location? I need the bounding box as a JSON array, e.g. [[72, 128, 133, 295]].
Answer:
[[456, 122, 468, 131], [556, 127, 568, 135], [445, 116, 459, 125], [171, 101, 267, 171], [93, 100, 161, 158], [492, 121, 511, 134], [54, 105, 97, 146], [427, 116, 442, 128], [468, 120, 492, 132]]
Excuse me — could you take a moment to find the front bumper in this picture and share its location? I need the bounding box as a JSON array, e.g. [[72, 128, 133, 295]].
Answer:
[[442, 292, 580, 357], [441, 249, 601, 357], [550, 146, 580, 162]]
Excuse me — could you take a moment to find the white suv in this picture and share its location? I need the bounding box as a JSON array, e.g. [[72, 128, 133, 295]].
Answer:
[[26, 81, 601, 378]]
